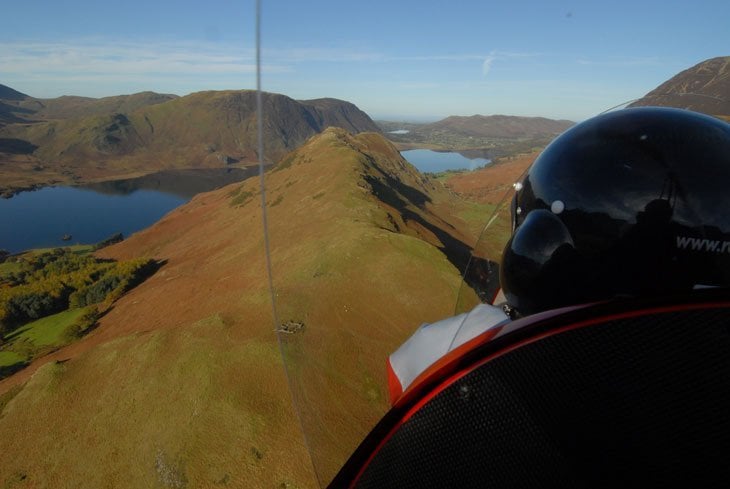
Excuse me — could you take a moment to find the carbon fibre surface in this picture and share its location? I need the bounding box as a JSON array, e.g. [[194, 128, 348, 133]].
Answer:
[[356, 307, 730, 488]]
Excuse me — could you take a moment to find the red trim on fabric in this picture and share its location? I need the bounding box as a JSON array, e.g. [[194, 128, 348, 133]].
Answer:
[[489, 287, 502, 305], [349, 300, 730, 488], [395, 325, 503, 408], [386, 357, 403, 406]]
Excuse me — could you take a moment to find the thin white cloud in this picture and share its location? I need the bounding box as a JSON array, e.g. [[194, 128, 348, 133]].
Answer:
[[0, 39, 291, 96], [482, 51, 497, 76], [0, 43, 282, 74], [479, 50, 541, 77], [2, 38, 552, 103], [3, 39, 539, 82], [264, 45, 545, 65]]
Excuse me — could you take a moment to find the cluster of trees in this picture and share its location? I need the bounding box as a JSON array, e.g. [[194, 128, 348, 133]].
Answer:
[[69, 258, 158, 308], [93, 233, 124, 250], [0, 248, 156, 336], [63, 307, 102, 341], [0, 278, 71, 333]]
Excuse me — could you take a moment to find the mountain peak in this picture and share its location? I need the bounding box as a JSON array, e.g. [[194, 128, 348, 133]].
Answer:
[[0, 83, 31, 101], [630, 56, 730, 115]]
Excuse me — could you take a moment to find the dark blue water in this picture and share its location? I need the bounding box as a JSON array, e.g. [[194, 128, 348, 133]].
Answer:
[[0, 168, 256, 254], [1, 186, 185, 253], [401, 149, 491, 173]]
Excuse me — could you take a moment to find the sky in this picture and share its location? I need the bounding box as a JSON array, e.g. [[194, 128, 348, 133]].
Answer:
[[2, 0, 728, 121]]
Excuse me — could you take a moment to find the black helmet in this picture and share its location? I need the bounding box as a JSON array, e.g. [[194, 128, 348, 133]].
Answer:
[[501, 107, 730, 316]]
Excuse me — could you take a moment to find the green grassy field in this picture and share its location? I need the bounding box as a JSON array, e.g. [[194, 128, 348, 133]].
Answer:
[[5, 308, 85, 348], [0, 245, 157, 384], [0, 308, 86, 374], [23, 245, 94, 255], [2, 249, 94, 370], [0, 350, 24, 368], [425, 168, 469, 183], [456, 201, 498, 237]]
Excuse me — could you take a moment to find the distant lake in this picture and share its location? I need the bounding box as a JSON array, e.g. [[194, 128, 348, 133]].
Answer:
[[401, 149, 491, 173], [0, 168, 256, 254]]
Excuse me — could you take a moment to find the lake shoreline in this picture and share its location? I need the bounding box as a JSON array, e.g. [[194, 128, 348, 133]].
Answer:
[[0, 162, 261, 199], [0, 167, 258, 254], [400, 148, 492, 174]]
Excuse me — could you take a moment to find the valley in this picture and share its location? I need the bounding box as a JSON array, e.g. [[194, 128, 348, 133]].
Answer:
[[378, 115, 573, 160]]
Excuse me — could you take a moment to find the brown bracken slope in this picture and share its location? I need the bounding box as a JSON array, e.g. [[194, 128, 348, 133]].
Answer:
[[445, 151, 538, 205], [629, 56, 730, 116]]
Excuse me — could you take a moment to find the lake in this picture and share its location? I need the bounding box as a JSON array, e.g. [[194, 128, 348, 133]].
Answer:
[[401, 149, 491, 173], [0, 168, 256, 254]]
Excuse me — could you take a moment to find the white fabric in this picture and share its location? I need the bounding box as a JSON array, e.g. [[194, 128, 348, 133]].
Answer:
[[389, 304, 509, 393]]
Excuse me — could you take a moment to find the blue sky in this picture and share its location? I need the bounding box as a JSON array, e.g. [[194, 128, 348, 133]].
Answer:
[[2, 0, 728, 121]]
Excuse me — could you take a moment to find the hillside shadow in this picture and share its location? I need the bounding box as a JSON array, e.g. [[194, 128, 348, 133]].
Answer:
[[0, 361, 29, 380], [0, 101, 39, 127], [0, 86, 29, 101], [4, 325, 33, 342], [0, 138, 38, 155], [365, 174, 485, 295], [367, 158, 431, 209]]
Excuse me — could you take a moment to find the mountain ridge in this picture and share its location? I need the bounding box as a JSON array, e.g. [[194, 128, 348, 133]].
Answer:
[[0, 83, 30, 101], [0, 86, 178, 126], [425, 114, 574, 139], [32, 91, 180, 120], [629, 56, 730, 115], [0, 128, 483, 486], [0, 86, 380, 195]]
